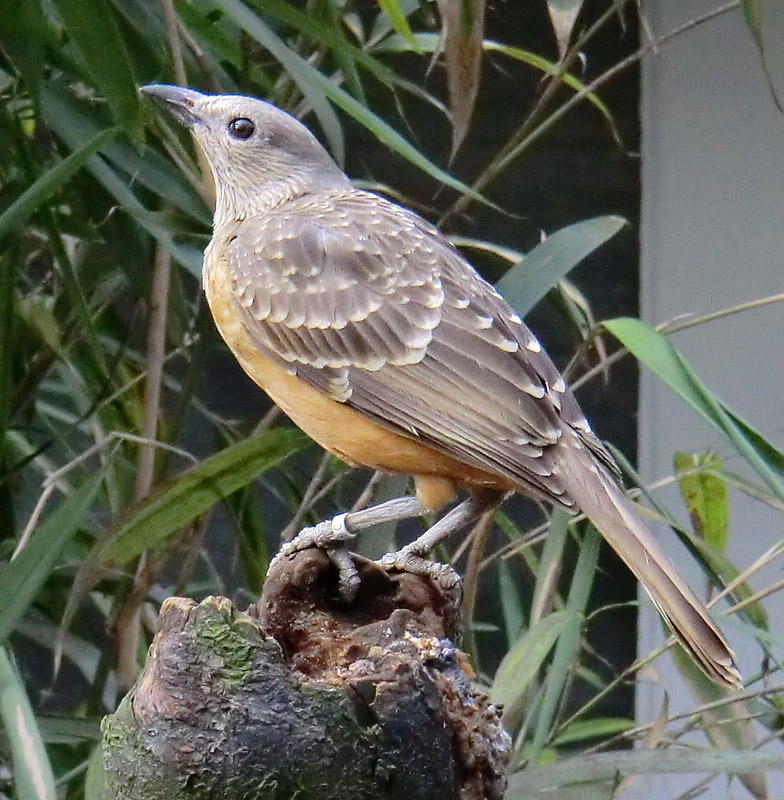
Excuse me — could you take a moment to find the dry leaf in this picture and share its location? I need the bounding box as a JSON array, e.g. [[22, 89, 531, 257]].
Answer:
[[435, 0, 486, 158]]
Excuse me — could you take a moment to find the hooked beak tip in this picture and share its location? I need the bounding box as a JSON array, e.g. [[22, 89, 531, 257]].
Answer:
[[141, 84, 203, 127]]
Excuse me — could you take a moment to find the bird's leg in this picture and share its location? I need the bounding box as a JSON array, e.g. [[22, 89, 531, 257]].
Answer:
[[270, 496, 429, 600], [377, 491, 506, 600]]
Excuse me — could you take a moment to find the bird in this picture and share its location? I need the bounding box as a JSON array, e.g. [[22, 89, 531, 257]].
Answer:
[[141, 84, 740, 688]]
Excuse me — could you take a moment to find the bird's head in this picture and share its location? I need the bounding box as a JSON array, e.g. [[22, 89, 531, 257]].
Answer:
[[141, 85, 349, 225]]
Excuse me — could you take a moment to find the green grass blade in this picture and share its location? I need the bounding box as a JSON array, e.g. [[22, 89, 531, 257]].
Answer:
[[0, 250, 15, 471], [484, 40, 615, 133], [498, 558, 526, 648], [50, 0, 142, 142], [0, 647, 57, 800], [378, 0, 418, 50], [529, 525, 600, 762], [491, 610, 574, 708], [496, 216, 626, 316], [0, 471, 104, 645], [0, 127, 118, 244], [89, 428, 310, 567], [605, 317, 784, 504], [84, 744, 107, 799], [529, 508, 569, 627], [354, 473, 409, 558], [551, 716, 634, 747], [507, 749, 784, 798], [0, 0, 46, 102], [36, 715, 101, 745]]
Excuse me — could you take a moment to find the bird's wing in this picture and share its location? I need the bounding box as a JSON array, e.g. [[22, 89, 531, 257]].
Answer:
[[222, 191, 612, 505]]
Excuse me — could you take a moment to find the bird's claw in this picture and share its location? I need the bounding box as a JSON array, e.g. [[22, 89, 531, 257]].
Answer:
[[271, 513, 361, 602], [278, 512, 354, 556], [377, 547, 462, 606]]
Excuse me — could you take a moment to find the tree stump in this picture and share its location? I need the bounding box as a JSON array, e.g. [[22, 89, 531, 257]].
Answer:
[[102, 549, 510, 799]]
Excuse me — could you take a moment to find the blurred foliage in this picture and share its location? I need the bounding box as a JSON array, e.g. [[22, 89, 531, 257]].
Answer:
[[1, 0, 784, 798]]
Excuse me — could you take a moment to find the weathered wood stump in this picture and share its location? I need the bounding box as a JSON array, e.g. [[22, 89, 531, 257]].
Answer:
[[101, 549, 510, 799]]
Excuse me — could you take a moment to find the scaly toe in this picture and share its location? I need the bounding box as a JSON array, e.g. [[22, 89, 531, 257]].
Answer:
[[377, 549, 462, 605], [269, 513, 359, 591]]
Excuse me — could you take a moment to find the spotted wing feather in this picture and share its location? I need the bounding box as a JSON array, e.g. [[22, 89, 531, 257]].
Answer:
[[220, 190, 610, 507]]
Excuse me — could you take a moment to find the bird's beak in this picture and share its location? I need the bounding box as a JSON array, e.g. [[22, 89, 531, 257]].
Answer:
[[141, 84, 204, 128]]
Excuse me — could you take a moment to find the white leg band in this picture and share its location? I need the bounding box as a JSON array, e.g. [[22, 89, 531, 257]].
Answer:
[[331, 512, 350, 538]]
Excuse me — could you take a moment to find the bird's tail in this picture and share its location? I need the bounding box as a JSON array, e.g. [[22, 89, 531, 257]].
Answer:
[[557, 433, 741, 689]]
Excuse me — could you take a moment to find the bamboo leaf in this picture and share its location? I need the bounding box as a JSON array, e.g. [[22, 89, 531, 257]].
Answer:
[[378, 0, 418, 50], [177, 1, 242, 69], [498, 559, 526, 648], [0, 0, 46, 101], [547, 0, 584, 59], [483, 41, 618, 138], [723, 407, 784, 476], [243, 0, 397, 90], [604, 317, 784, 504], [530, 525, 601, 762], [50, 0, 142, 141], [551, 717, 634, 746], [84, 745, 107, 800], [492, 610, 574, 708], [435, 0, 486, 156], [674, 452, 729, 554], [0, 648, 57, 800], [0, 471, 104, 646], [0, 251, 15, 470], [530, 508, 569, 629], [88, 428, 309, 567], [0, 127, 119, 245], [741, 0, 764, 51], [507, 749, 784, 797], [496, 216, 626, 317]]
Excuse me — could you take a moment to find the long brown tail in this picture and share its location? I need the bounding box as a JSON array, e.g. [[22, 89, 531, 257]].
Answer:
[[557, 432, 741, 688]]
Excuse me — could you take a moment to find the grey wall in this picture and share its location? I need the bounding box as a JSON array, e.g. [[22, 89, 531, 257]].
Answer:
[[638, 1, 784, 797]]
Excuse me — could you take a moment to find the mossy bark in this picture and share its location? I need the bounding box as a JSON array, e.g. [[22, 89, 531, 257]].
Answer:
[[102, 550, 509, 800]]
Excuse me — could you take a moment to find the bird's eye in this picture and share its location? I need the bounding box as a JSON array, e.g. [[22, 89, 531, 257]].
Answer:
[[228, 118, 255, 140]]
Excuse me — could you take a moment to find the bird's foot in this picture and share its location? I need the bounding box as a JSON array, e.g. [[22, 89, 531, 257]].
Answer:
[[271, 513, 361, 601], [377, 546, 462, 606], [374, 491, 506, 605], [271, 497, 430, 603]]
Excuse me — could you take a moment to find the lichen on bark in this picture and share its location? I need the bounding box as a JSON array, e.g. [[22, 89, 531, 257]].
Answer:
[[102, 550, 509, 800]]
